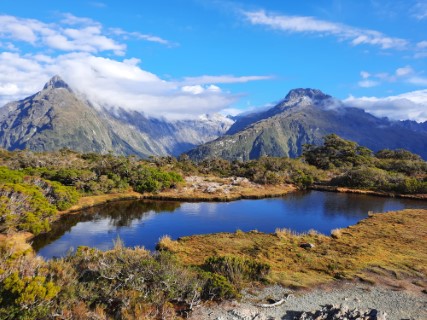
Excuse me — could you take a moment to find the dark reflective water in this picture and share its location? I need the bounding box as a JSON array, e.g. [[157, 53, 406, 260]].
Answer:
[[33, 191, 426, 259]]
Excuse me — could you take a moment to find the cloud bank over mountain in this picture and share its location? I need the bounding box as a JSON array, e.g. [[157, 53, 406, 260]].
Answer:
[[345, 89, 427, 122], [0, 14, 270, 120]]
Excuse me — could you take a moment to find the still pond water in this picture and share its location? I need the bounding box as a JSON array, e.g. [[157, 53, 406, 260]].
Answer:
[[33, 191, 426, 259]]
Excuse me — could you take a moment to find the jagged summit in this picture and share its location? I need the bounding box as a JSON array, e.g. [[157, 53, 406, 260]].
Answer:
[[43, 75, 71, 91], [0, 77, 233, 157], [284, 88, 331, 102], [188, 88, 427, 161]]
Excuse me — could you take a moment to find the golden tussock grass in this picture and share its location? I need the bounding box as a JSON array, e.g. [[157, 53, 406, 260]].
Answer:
[[160, 209, 427, 289], [0, 232, 34, 256], [59, 191, 143, 215]]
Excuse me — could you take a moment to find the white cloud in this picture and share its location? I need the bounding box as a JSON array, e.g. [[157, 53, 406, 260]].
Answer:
[[358, 80, 380, 88], [345, 90, 427, 122], [89, 2, 107, 9], [360, 71, 371, 79], [395, 66, 414, 77], [181, 85, 206, 95], [0, 14, 273, 119], [243, 10, 408, 50], [183, 75, 274, 85], [61, 13, 100, 27], [0, 13, 174, 55], [181, 85, 222, 95], [0, 14, 126, 55], [109, 27, 173, 46], [415, 40, 427, 58], [0, 50, 272, 120], [413, 1, 427, 20], [406, 76, 427, 86], [357, 66, 426, 88]]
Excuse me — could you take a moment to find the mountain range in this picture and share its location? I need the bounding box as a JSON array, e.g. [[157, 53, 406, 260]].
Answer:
[[1, 77, 426, 160], [187, 88, 427, 160], [0, 76, 233, 158]]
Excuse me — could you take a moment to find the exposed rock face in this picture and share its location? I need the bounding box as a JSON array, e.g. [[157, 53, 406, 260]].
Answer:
[[187, 88, 427, 161], [0, 76, 233, 157]]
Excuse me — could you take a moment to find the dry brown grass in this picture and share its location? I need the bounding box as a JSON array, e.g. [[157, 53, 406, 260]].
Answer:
[[161, 209, 427, 289], [0, 232, 33, 256], [157, 235, 180, 252], [59, 191, 143, 215]]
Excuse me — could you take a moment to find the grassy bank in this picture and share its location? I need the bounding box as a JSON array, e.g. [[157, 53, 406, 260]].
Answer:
[[146, 181, 296, 202], [311, 185, 427, 200], [58, 190, 144, 214], [58, 177, 296, 214], [159, 209, 427, 289]]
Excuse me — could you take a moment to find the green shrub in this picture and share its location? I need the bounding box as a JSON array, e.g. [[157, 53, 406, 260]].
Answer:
[[303, 134, 373, 169], [130, 166, 183, 193], [0, 167, 25, 184], [331, 167, 389, 189], [291, 169, 315, 189], [375, 149, 421, 161], [0, 183, 57, 234], [47, 181, 80, 211], [200, 271, 240, 300], [204, 255, 270, 285], [0, 272, 60, 319]]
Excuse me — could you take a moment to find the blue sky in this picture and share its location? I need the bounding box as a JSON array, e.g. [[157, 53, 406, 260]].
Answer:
[[1, 0, 427, 120]]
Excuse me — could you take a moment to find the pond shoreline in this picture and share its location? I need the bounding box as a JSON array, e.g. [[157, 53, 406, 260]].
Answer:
[[58, 182, 426, 218], [59, 179, 297, 215], [4, 179, 425, 249], [311, 184, 427, 200]]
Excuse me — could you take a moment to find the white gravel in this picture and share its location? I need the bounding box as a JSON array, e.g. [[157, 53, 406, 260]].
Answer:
[[189, 283, 427, 320]]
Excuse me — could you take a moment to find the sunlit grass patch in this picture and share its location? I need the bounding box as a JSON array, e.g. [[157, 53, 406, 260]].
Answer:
[[165, 209, 427, 289]]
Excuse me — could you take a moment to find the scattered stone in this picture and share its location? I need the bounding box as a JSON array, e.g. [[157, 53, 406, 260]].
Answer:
[[205, 186, 218, 193], [300, 243, 315, 249], [256, 294, 291, 308], [292, 304, 386, 320]]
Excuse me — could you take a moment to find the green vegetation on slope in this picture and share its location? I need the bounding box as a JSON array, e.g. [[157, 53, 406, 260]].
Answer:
[[303, 134, 427, 194], [0, 149, 183, 235]]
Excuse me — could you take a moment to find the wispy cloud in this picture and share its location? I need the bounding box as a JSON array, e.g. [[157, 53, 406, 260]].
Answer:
[[183, 75, 274, 85], [243, 10, 408, 50], [345, 90, 427, 122], [0, 14, 126, 55], [358, 80, 380, 88], [89, 1, 107, 9], [109, 28, 173, 46], [0, 13, 174, 56], [412, 1, 427, 20], [357, 65, 427, 88], [415, 40, 427, 58]]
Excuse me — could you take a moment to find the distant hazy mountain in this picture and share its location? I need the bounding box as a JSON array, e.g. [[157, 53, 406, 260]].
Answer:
[[0, 76, 233, 157], [186, 88, 427, 161]]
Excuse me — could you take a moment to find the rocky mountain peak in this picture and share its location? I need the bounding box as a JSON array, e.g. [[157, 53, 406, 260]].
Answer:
[[43, 75, 71, 91], [285, 88, 331, 102]]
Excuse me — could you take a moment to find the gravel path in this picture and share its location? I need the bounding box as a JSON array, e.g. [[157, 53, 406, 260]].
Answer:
[[189, 283, 427, 320]]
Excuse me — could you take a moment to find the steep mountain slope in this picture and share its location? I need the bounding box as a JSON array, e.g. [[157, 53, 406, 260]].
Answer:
[[0, 76, 233, 157], [187, 88, 427, 161]]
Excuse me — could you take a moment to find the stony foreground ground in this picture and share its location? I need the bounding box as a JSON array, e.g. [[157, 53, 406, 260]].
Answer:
[[189, 282, 427, 320]]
